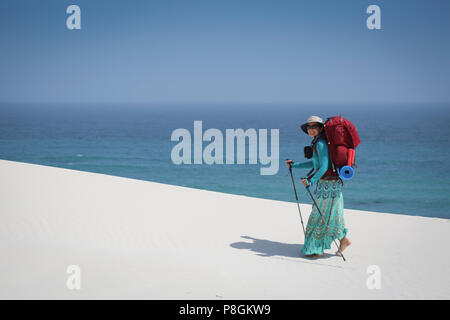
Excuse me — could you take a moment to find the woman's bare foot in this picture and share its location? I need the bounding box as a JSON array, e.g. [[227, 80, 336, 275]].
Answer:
[[338, 237, 351, 253]]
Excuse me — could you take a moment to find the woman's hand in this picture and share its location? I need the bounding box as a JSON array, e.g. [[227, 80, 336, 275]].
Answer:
[[286, 159, 293, 168], [301, 179, 309, 188]]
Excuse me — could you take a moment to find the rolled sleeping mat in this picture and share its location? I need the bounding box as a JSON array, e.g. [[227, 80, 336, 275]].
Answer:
[[339, 165, 354, 180]]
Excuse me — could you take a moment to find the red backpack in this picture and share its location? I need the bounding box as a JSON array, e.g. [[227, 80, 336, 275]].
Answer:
[[323, 115, 360, 175]]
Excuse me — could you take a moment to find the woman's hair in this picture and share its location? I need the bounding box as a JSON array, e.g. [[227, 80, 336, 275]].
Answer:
[[312, 126, 326, 144], [305, 126, 326, 158]]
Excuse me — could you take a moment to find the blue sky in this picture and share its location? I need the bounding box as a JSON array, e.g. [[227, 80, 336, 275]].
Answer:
[[1, 0, 450, 104]]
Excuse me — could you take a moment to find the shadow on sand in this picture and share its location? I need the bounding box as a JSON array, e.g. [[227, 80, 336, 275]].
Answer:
[[230, 235, 337, 261]]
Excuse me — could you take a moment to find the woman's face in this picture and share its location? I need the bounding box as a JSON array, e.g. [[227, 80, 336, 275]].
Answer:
[[306, 122, 322, 137]]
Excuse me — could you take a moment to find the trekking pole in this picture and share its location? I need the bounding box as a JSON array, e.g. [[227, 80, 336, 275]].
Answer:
[[302, 178, 346, 262], [287, 164, 306, 236]]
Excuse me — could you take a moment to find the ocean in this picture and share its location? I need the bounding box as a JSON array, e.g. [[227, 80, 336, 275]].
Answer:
[[1, 102, 449, 219]]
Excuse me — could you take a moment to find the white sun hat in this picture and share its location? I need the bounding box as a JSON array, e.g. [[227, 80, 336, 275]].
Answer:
[[300, 115, 324, 133]]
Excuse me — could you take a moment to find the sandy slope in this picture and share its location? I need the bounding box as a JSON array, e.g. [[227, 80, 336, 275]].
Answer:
[[0, 159, 449, 299]]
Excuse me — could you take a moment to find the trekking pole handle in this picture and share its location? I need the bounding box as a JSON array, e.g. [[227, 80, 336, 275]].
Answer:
[[300, 177, 311, 189]]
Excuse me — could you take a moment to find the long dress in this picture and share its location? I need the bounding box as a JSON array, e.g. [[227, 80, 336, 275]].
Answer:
[[291, 137, 348, 255]]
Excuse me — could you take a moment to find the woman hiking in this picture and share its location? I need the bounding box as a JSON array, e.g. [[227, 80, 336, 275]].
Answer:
[[286, 115, 351, 259]]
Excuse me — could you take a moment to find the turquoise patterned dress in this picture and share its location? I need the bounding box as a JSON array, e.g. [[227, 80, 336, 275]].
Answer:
[[291, 138, 348, 255]]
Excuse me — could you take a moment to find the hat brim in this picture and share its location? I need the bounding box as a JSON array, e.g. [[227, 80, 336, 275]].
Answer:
[[300, 123, 308, 134], [301, 122, 323, 134]]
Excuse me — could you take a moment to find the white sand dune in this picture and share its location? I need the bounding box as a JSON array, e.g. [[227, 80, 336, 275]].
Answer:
[[0, 159, 449, 299]]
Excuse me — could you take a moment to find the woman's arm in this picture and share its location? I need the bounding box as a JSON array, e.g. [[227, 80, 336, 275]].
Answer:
[[308, 141, 329, 185], [291, 160, 313, 169]]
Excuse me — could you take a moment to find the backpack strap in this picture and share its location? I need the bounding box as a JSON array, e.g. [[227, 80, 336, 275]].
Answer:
[[307, 139, 323, 183]]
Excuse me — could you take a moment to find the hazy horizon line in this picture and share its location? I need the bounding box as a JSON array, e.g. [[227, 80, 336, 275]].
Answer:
[[1, 101, 449, 106]]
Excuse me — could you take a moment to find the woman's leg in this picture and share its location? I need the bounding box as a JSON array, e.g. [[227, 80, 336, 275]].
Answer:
[[338, 236, 351, 253]]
